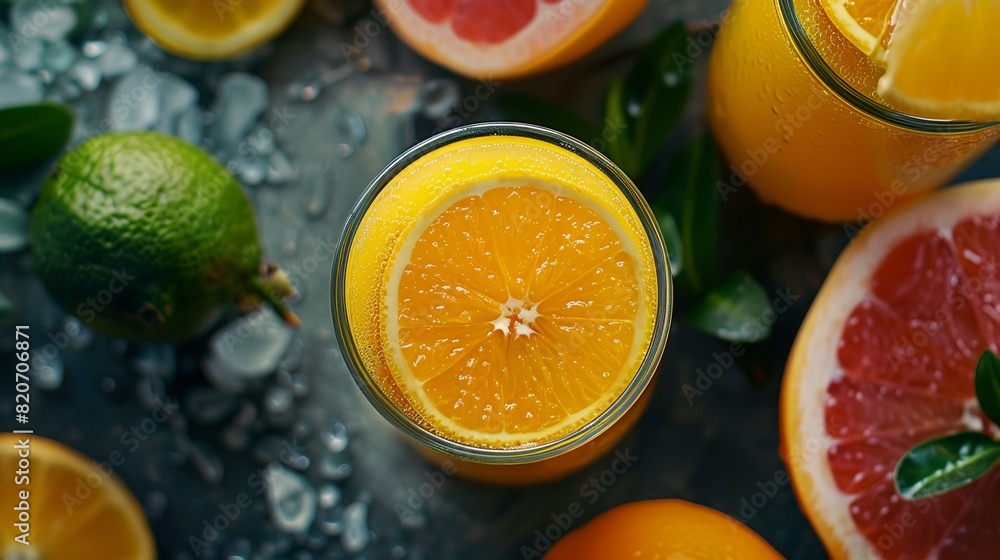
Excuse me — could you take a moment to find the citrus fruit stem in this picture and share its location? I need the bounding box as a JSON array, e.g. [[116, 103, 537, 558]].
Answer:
[[248, 264, 301, 327]]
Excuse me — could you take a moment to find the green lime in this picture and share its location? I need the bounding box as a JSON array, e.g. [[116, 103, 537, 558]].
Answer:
[[30, 131, 297, 342]]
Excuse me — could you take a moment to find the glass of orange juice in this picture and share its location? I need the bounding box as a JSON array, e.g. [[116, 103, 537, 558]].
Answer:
[[332, 123, 671, 485], [708, 0, 1000, 223]]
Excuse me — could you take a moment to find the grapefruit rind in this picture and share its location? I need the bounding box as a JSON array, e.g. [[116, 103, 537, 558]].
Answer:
[[375, 0, 649, 80], [781, 180, 1000, 559]]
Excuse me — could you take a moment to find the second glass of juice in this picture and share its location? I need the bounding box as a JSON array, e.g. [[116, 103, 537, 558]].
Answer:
[[332, 123, 671, 484], [708, 0, 1000, 223]]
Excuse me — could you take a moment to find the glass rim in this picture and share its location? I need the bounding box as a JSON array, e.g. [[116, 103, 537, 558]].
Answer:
[[778, 0, 1000, 133], [331, 122, 673, 465]]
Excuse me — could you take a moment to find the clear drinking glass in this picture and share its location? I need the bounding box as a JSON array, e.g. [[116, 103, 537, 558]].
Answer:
[[331, 123, 672, 484], [707, 0, 1000, 222]]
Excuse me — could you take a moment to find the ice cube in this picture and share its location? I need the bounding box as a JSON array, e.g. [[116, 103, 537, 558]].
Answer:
[[0, 70, 43, 108], [160, 74, 198, 118], [107, 65, 162, 132], [264, 464, 317, 534], [82, 40, 108, 59], [176, 106, 202, 145], [211, 73, 269, 153], [204, 307, 294, 391], [0, 199, 29, 253], [13, 38, 44, 71], [154, 74, 198, 135], [341, 501, 370, 553], [98, 41, 138, 78], [43, 39, 76, 74], [66, 59, 101, 91], [10, 1, 77, 43], [266, 150, 298, 185]]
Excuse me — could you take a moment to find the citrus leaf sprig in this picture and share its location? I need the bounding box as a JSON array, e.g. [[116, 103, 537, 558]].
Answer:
[[0, 103, 74, 171], [895, 350, 1000, 500]]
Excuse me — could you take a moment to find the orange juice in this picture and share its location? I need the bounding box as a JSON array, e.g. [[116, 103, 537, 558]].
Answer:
[[707, 0, 1000, 223], [332, 123, 671, 484]]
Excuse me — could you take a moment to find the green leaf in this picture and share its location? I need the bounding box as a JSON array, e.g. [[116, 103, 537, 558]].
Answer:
[[494, 95, 601, 146], [614, 21, 693, 178], [652, 206, 683, 277], [0, 289, 11, 325], [0, 103, 74, 171], [602, 78, 635, 174], [661, 133, 719, 293], [975, 349, 1000, 427], [895, 431, 1000, 500], [688, 270, 772, 343]]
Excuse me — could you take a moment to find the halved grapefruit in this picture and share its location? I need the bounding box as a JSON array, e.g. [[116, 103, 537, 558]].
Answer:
[[783, 179, 1000, 559], [376, 0, 648, 79]]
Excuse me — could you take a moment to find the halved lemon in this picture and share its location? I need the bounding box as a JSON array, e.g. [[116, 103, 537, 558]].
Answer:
[[0, 434, 155, 559], [124, 0, 305, 60]]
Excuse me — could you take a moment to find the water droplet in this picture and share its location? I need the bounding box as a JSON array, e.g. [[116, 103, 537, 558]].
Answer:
[[264, 384, 295, 414], [341, 501, 369, 553], [322, 420, 349, 453], [334, 108, 366, 158], [184, 388, 239, 425], [316, 453, 352, 481], [100, 376, 117, 393], [302, 165, 332, 220], [190, 440, 224, 485], [317, 484, 341, 509], [264, 464, 317, 534], [143, 491, 168, 522], [419, 79, 461, 119]]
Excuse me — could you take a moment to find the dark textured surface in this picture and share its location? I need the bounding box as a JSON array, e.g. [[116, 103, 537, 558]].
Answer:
[[2, 0, 1000, 559]]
